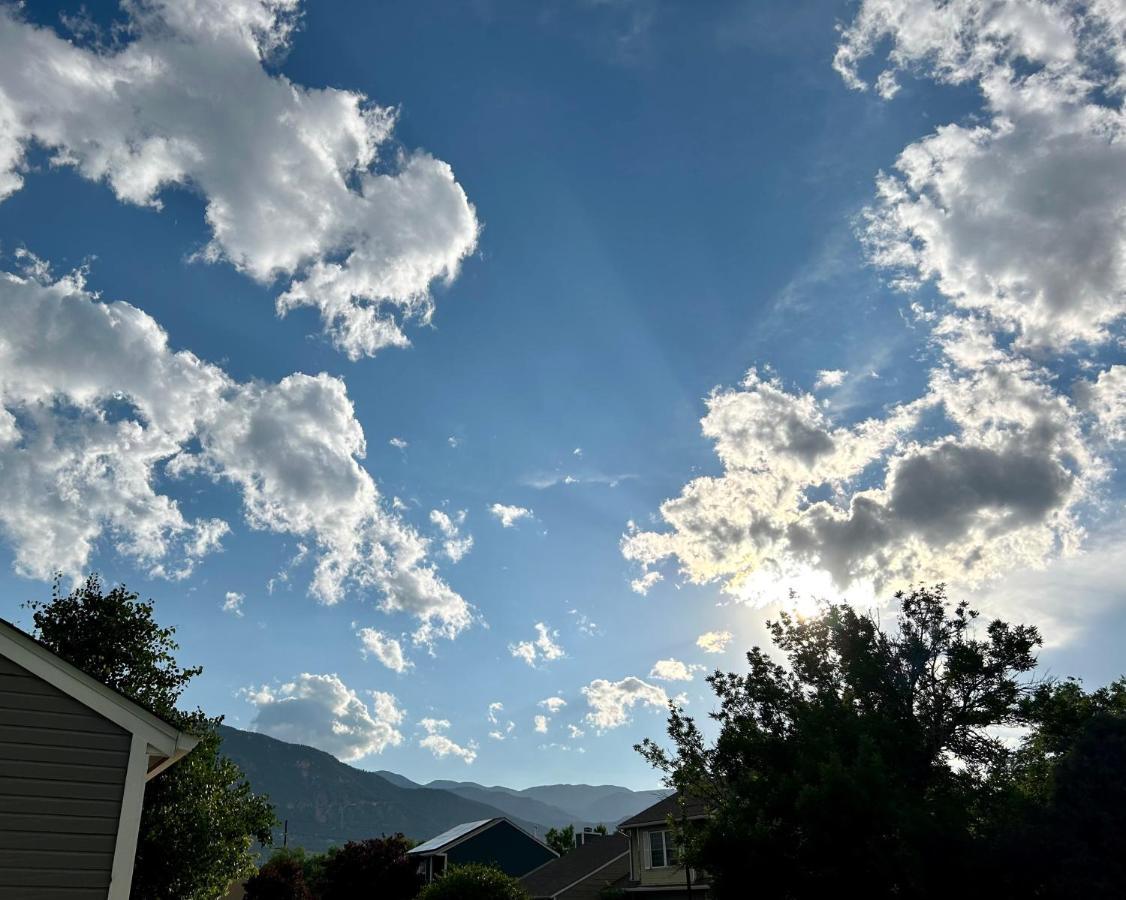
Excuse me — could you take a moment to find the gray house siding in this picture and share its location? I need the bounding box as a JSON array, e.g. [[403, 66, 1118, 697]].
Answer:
[[0, 653, 130, 899]]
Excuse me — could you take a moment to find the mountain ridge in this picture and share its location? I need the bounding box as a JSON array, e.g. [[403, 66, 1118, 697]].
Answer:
[[220, 726, 669, 852]]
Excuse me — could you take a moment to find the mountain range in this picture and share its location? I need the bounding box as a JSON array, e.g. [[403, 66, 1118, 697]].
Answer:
[[218, 725, 669, 853]]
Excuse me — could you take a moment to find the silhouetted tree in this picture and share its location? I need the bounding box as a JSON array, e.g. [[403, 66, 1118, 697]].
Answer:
[[637, 585, 1043, 899], [26, 574, 275, 899], [316, 835, 419, 900], [244, 852, 314, 900]]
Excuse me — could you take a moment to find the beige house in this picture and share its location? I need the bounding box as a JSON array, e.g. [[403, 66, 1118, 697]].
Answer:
[[0, 617, 199, 899], [617, 793, 710, 898]]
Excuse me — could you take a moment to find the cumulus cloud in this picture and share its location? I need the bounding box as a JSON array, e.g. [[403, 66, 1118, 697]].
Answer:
[[814, 369, 848, 390], [489, 503, 533, 528], [418, 717, 477, 764], [625, 2, 1126, 620], [222, 591, 245, 617], [244, 673, 404, 761], [696, 631, 734, 654], [429, 509, 473, 563], [837, 0, 1126, 349], [357, 627, 410, 673], [582, 676, 669, 731], [0, 263, 470, 641], [649, 658, 704, 682], [533, 714, 549, 734], [0, 0, 477, 359], [538, 696, 567, 714], [389, 437, 408, 450], [509, 622, 565, 667]]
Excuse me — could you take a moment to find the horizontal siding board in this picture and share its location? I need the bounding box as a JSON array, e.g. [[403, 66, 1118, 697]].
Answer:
[[0, 673, 59, 695], [0, 691, 122, 717], [0, 706, 126, 736], [0, 757, 129, 785], [0, 848, 114, 870], [0, 740, 128, 769], [0, 830, 117, 853], [0, 776, 126, 802], [0, 866, 112, 888], [0, 793, 123, 818], [0, 724, 131, 752], [0, 813, 118, 836]]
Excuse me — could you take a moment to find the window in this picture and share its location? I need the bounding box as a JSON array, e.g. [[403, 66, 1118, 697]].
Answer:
[[645, 829, 681, 868]]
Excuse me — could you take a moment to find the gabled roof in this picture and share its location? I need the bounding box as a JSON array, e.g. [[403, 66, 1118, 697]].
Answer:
[[0, 617, 198, 777], [409, 818, 495, 855], [618, 792, 708, 829], [520, 833, 629, 899], [408, 816, 557, 859]]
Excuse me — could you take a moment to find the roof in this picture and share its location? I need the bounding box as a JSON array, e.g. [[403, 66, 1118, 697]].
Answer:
[[618, 792, 708, 829], [520, 833, 629, 899], [408, 816, 558, 860], [408, 818, 495, 855], [0, 616, 199, 777]]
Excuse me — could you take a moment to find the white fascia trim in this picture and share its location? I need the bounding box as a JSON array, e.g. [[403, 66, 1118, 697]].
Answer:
[[109, 732, 150, 900], [0, 621, 199, 761]]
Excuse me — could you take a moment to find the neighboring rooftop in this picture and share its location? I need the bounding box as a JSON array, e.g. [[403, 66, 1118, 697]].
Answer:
[[618, 792, 708, 829], [521, 833, 629, 899], [408, 818, 495, 855]]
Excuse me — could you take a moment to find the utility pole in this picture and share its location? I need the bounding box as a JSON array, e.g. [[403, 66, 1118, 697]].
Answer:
[[283, 819, 288, 849]]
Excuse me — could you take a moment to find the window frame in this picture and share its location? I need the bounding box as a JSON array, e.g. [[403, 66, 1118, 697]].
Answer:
[[644, 828, 681, 869]]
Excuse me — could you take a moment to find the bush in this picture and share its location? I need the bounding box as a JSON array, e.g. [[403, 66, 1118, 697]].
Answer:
[[418, 863, 530, 900]]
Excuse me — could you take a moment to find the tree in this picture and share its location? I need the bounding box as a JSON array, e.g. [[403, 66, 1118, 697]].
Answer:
[[637, 585, 1043, 899], [418, 863, 530, 900], [316, 835, 419, 900], [545, 824, 575, 855], [26, 574, 275, 899], [244, 851, 314, 900]]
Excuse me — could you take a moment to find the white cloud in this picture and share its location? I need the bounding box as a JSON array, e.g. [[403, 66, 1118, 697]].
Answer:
[[533, 714, 549, 733], [509, 622, 565, 668], [623, 355, 1096, 603], [389, 437, 408, 450], [567, 724, 585, 739], [624, 2, 1126, 623], [696, 631, 734, 654], [487, 701, 504, 724], [814, 369, 848, 390], [573, 447, 583, 457], [357, 627, 410, 674], [837, 0, 1126, 350], [569, 608, 601, 636], [582, 676, 669, 731], [649, 658, 704, 682], [630, 571, 663, 595], [538, 696, 567, 714], [243, 673, 404, 761], [429, 509, 473, 563], [0, 1, 477, 360], [0, 264, 470, 641], [222, 591, 245, 617], [418, 717, 477, 764], [489, 503, 533, 528]]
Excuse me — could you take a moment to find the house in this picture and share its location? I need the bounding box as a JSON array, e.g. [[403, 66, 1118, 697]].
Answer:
[[520, 831, 630, 900], [0, 617, 199, 899], [617, 793, 711, 898], [408, 817, 558, 883]]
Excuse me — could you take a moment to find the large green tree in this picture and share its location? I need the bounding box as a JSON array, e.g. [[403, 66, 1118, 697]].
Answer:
[[637, 586, 1044, 899], [27, 574, 276, 899]]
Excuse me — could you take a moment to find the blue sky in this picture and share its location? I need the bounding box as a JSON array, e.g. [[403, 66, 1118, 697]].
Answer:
[[1, 0, 1125, 790]]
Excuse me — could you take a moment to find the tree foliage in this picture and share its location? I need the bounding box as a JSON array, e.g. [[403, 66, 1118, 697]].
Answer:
[[545, 824, 575, 855], [316, 835, 419, 900], [26, 574, 276, 899], [637, 585, 1125, 898], [244, 851, 314, 900], [417, 863, 530, 900]]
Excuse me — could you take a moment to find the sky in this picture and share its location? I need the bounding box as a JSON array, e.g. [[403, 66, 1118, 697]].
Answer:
[[0, 0, 1125, 791]]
